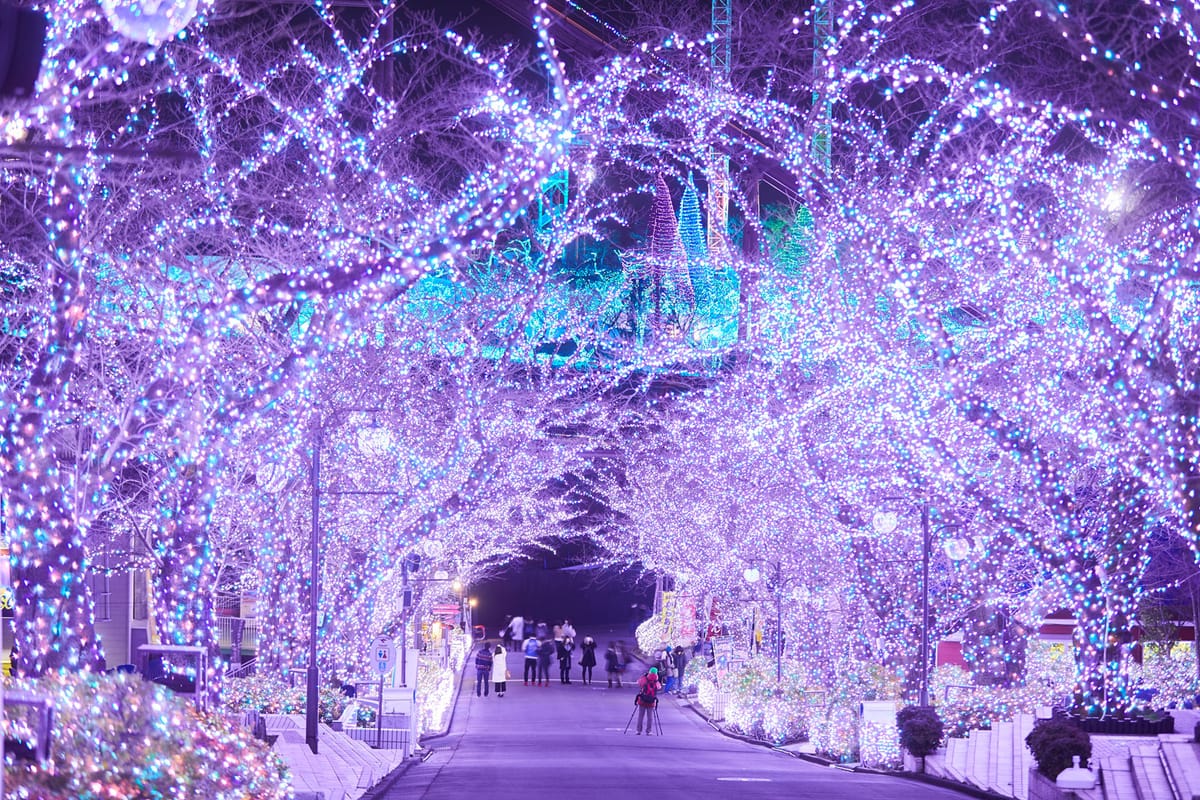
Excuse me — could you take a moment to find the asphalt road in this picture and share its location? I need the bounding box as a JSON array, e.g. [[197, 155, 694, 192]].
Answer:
[[376, 638, 975, 800]]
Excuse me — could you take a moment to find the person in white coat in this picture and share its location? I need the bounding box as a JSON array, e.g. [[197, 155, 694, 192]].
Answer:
[[492, 644, 509, 698]]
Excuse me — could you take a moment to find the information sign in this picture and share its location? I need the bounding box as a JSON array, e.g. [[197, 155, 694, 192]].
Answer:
[[370, 636, 396, 675]]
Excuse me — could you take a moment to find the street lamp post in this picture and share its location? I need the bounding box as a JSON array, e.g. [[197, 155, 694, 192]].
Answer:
[[306, 415, 321, 754], [305, 404, 394, 755], [743, 560, 783, 683], [872, 500, 965, 708]]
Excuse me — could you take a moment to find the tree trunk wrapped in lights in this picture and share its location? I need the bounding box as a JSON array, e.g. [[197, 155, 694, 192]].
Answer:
[[151, 463, 220, 699]]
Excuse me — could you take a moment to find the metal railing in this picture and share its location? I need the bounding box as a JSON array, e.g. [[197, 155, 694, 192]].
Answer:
[[226, 657, 257, 679], [215, 616, 260, 650]]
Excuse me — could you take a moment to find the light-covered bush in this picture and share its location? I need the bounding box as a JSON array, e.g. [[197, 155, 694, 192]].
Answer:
[[5, 672, 289, 800]]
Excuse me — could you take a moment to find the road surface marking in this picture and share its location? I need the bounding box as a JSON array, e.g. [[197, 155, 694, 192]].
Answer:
[[717, 777, 772, 782]]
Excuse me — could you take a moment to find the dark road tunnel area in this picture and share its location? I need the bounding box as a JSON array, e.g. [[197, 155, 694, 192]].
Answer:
[[470, 559, 655, 634]]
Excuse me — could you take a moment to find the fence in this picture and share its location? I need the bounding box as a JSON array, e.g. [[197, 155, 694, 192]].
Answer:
[[215, 616, 261, 651], [346, 725, 410, 751]]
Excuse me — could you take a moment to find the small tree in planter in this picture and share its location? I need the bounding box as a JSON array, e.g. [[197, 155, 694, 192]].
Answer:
[[1026, 719, 1092, 779], [897, 705, 943, 773]]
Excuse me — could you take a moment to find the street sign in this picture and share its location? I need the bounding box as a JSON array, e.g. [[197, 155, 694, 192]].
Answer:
[[370, 636, 396, 675], [431, 604, 458, 616]]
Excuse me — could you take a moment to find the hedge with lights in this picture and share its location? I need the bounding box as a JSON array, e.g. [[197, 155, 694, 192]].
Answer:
[[4, 672, 289, 800]]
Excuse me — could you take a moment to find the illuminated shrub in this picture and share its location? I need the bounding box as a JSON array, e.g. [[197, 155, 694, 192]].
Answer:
[[1026, 719, 1091, 779], [5, 672, 289, 800]]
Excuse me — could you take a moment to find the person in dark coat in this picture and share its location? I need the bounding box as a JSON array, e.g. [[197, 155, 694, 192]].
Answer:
[[474, 641, 494, 697], [579, 636, 597, 685], [604, 642, 622, 688], [557, 636, 574, 684], [672, 645, 688, 696], [537, 637, 554, 686]]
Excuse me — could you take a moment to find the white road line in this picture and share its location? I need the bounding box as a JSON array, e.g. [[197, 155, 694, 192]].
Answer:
[[716, 777, 772, 782]]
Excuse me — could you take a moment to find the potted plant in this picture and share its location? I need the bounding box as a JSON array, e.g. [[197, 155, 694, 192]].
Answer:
[[1026, 718, 1091, 780], [897, 705, 943, 773]]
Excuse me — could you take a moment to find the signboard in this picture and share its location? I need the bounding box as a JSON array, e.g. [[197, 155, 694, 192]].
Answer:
[[712, 636, 734, 684], [860, 700, 897, 724], [370, 636, 396, 676], [431, 604, 459, 616], [678, 595, 697, 642]]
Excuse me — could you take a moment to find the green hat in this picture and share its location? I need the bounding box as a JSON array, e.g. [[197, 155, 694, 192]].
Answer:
[[649, 667, 658, 675]]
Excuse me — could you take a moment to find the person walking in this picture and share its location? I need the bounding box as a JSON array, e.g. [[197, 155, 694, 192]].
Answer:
[[557, 636, 574, 684], [492, 643, 508, 698], [474, 641, 494, 698], [634, 667, 662, 735], [605, 642, 622, 688], [537, 636, 554, 686], [579, 636, 597, 685], [501, 616, 514, 652], [536, 620, 549, 639], [562, 619, 576, 639], [523, 635, 539, 685]]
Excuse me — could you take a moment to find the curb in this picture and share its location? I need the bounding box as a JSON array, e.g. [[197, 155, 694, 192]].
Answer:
[[360, 647, 473, 800], [676, 696, 835, 767], [416, 645, 474, 744], [856, 766, 1010, 800], [678, 698, 986, 798]]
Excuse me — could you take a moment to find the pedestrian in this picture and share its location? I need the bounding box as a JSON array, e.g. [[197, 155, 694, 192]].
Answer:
[[634, 667, 662, 735], [605, 642, 622, 688], [492, 643, 509, 698], [557, 636, 574, 684], [615, 640, 628, 677], [553, 623, 563, 642], [508, 615, 524, 648], [536, 620, 549, 639], [501, 616, 514, 651], [523, 635, 539, 685], [562, 619, 576, 639], [579, 636, 597, 685], [474, 641, 494, 698], [656, 644, 673, 691], [537, 636, 554, 686], [672, 646, 687, 696], [523, 616, 534, 640]]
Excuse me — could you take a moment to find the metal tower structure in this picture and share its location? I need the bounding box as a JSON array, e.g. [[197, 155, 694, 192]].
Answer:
[[707, 0, 732, 257], [811, 0, 834, 173]]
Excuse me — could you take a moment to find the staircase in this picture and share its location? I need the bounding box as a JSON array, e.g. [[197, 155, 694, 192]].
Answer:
[[264, 714, 407, 800], [925, 714, 1200, 800]]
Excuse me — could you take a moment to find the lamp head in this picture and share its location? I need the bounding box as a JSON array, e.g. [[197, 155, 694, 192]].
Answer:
[[872, 510, 899, 535]]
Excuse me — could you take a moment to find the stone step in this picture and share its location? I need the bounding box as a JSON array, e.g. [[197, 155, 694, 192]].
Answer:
[[924, 752, 949, 779], [318, 731, 375, 789], [1101, 754, 1138, 800], [1014, 713, 1036, 800], [1129, 742, 1174, 800], [947, 736, 968, 783], [992, 720, 1014, 796], [968, 729, 991, 790], [1159, 740, 1200, 800]]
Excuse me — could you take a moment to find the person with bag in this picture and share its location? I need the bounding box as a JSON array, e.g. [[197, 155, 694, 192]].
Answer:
[[492, 643, 509, 698], [634, 667, 662, 735], [474, 641, 494, 698]]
